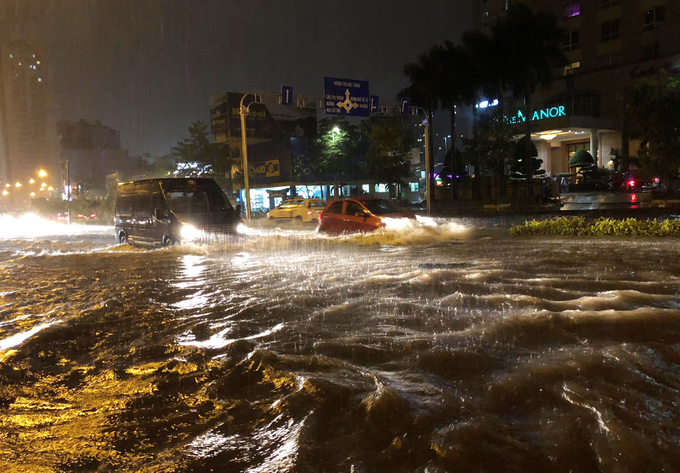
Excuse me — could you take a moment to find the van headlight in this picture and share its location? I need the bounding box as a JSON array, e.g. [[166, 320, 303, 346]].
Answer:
[[180, 224, 202, 241], [236, 223, 247, 234]]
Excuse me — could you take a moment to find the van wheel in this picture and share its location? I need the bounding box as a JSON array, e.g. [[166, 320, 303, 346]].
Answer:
[[295, 216, 303, 223], [163, 235, 175, 247], [118, 232, 128, 244]]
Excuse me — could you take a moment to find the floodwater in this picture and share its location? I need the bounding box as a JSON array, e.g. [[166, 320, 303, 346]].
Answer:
[[1, 215, 680, 473]]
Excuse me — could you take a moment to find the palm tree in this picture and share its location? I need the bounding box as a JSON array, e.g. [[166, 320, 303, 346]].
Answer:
[[401, 44, 446, 201], [492, 4, 567, 195], [438, 41, 478, 199], [462, 30, 508, 198]]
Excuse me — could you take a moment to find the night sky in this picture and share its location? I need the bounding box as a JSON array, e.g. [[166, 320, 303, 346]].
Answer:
[[8, 0, 473, 157]]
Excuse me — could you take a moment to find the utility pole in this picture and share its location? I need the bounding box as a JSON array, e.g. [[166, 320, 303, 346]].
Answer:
[[409, 106, 431, 216]]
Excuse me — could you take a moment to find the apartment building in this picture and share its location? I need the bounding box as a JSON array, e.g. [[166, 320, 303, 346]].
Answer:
[[475, 0, 680, 175]]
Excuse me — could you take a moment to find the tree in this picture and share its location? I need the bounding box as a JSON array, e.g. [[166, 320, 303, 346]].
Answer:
[[308, 117, 363, 195], [492, 4, 567, 194], [462, 111, 517, 200], [172, 121, 232, 189], [362, 115, 415, 197], [135, 153, 176, 179], [509, 136, 541, 179], [401, 45, 445, 200], [624, 73, 680, 178]]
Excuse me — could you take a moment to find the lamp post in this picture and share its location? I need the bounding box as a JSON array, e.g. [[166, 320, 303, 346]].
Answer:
[[238, 92, 282, 221], [239, 93, 254, 221]]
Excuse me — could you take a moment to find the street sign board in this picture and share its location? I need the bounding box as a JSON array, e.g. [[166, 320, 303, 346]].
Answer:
[[400, 98, 410, 115], [370, 95, 380, 113], [324, 77, 370, 117], [281, 85, 294, 105]]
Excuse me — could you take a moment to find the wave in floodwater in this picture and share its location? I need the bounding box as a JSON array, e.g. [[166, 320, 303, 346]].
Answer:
[[1, 218, 680, 472]]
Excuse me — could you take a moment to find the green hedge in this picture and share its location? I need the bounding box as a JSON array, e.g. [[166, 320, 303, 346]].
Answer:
[[510, 216, 680, 237]]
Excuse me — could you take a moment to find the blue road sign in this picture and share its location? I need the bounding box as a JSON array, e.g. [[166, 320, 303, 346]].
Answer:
[[281, 85, 294, 105], [400, 98, 410, 115], [324, 77, 370, 117], [370, 95, 379, 113]]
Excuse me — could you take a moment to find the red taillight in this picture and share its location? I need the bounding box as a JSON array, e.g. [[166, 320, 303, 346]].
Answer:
[[653, 177, 660, 183], [77, 213, 84, 219], [631, 193, 637, 202], [90, 213, 96, 218], [627, 180, 635, 187]]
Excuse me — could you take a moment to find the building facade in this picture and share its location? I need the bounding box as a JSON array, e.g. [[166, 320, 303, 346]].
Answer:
[[58, 119, 135, 197], [475, 0, 680, 175], [0, 38, 59, 208]]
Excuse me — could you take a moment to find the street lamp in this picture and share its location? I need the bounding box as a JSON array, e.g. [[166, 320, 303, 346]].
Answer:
[[38, 169, 47, 178], [239, 92, 280, 221]]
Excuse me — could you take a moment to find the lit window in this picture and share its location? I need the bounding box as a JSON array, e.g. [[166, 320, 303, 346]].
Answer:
[[601, 20, 620, 42], [564, 61, 581, 75], [563, 1, 580, 19], [563, 30, 580, 51], [644, 6, 665, 31]]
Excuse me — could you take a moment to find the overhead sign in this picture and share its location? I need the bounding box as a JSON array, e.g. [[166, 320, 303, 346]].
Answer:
[[505, 105, 566, 124], [400, 98, 410, 115], [281, 85, 294, 105], [370, 95, 380, 113], [324, 77, 370, 117]]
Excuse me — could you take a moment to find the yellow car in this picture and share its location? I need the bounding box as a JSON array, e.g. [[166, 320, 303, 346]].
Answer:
[[266, 198, 326, 223]]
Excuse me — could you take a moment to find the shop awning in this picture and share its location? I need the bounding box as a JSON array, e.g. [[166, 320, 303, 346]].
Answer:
[[568, 149, 595, 169]]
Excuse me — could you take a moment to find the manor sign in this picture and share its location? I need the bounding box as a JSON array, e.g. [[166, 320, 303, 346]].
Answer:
[[505, 105, 566, 124]]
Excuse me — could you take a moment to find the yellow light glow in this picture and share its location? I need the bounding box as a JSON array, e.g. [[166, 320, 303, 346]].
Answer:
[[5, 183, 10, 187], [541, 134, 557, 141], [41, 182, 47, 187], [38, 169, 47, 177], [30, 192, 35, 197], [15, 182, 21, 187], [29, 178, 35, 184], [48, 186, 53, 191], [2, 190, 8, 196]]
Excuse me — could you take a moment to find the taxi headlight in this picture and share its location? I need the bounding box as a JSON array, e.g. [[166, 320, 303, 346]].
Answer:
[[381, 217, 410, 229], [180, 224, 202, 240]]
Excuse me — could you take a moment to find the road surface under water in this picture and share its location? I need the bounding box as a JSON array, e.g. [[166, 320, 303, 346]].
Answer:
[[1, 215, 680, 472]]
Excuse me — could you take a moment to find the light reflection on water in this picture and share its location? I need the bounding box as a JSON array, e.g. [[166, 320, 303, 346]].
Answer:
[[1, 219, 680, 471]]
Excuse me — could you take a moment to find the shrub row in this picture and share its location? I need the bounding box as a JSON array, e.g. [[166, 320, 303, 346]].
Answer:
[[510, 216, 680, 237]]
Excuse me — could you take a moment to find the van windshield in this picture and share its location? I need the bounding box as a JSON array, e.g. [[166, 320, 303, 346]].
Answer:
[[162, 180, 230, 216]]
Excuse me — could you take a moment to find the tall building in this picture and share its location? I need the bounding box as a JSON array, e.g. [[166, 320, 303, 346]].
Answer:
[[58, 119, 135, 197], [475, 0, 680, 175], [0, 38, 59, 208]]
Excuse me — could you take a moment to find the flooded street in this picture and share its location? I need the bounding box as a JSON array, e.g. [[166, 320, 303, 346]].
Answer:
[[2, 217, 680, 472]]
